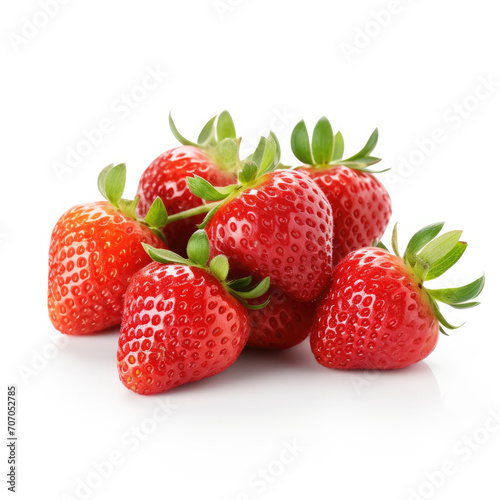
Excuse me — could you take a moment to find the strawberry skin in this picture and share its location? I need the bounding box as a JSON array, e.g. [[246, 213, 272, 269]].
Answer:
[[136, 146, 235, 254], [48, 201, 166, 335], [302, 166, 391, 265], [206, 169, 334, 302], [310, 247, 439, 370], [247, 287, 316, 349], [117, 262, 249, 394]]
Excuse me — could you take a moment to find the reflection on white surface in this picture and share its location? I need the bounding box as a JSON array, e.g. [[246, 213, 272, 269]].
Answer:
[[13, 317, 500, 500]]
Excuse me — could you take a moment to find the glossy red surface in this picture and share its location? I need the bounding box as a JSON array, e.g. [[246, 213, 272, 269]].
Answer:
[[137, 145, 236, 255], [302, 166, 391, 265], [206, 169, 334, 302], [310, 247, 439, 369], [48, 202, 166, 335], [117, 263, 249, 394]]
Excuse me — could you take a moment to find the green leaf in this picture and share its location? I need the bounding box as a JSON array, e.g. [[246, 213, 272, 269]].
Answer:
[[376, 240, 389, 251], [214, 138, 239, 172], [449, 301, 480, 309], [343, 156, 381, 165], [343, 128, 379, 162], [425, 241, 467, 280], [404, 222, 445, 266], [418, 230, 463, 267], [331, 131, 344, 161], [291, 120, 313, 165], [169, 111, 198, 146], [197, 115, 217, 145], [239, 296, 271, 310], [258, 137, 279, 177], [269, 131, 281, 168], [439, 325, 450, 336], [187, 175, 237, 201], [186, 230, 210, 267], [361, 167, 390, 174], [98, 163, 114, 200], [391, 222, 401, 258], [142, 243, 191, 266], [150, 228, 169, 246], [216, 110, 236, 141], [197, 203, 222, 230], [311, 116, 334, 165], [339, 160, 387, 173], [426, 275, 485, 305], [227, 276, 253, 291], [144, 197, 169, 228], [117, 196, 140, 220], [258, 135, 281, 177], [252, 136, 276, 172], [239, 162, 258, 184], [104, 163, 126, 206], [233, 277, 270, 299], [429, 297, 463, 330], [209, 255, 229, 281]]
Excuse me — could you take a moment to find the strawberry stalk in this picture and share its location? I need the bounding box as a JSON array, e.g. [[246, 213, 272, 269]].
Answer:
[[377, 222, 485, 335], [142, 230, 271, 310], [164, 202, 221, 223]]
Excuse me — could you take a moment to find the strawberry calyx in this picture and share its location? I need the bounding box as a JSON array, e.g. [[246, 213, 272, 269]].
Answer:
[[169, 110, 240, 173], [377, 222, 485, 335], [290, 116, 388, 173], [162, 132, 282, 230], [142, 230, 271, 310], [97, 163, 169, 244]]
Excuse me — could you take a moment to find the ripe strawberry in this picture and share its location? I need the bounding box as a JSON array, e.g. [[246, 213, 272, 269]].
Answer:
[[185, 134, 334, 302], [136, 111, 238, 254], [48, 164, 169, 335], [291, 117, 392, 264], [310, 222, 484, 370], [117, 230, 270, 394], [246, 286, 316, 349]]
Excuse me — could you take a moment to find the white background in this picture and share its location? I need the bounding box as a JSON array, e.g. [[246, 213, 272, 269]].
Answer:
[[2, 1, 499, 499]]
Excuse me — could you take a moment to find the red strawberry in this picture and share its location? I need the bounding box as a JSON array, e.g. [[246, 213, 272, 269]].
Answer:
[[291, 117, 392, 265], [310, 222, 484, 370], [246, 287, 316, 349], [136, 111, 238, 254], [48, 164, 169, 335], [185, 135, 334, 302], [117, 230, 269, 394]]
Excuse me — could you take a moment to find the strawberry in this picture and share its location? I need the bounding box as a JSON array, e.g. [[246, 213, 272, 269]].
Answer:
[[117, 230, 270, 394], [246, 286, 316, 349], [136, 111, 238, 254], [48, 164, 169, 335], [310, 222, 485, 370], [291, 117, 392, 265], [182, 134, 334, 302]]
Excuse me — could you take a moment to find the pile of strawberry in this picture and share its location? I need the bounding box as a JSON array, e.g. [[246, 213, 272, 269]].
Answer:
[[48, 111, 484, 395]]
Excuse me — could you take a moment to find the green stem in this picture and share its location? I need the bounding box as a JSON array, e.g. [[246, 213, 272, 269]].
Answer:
[[166, 202, 219, 224]]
